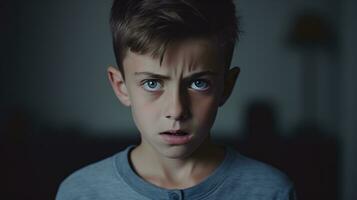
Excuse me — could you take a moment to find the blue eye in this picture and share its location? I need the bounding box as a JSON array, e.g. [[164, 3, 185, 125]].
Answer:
[[190, 79, 209, 91], [143, 80, 162, 91]]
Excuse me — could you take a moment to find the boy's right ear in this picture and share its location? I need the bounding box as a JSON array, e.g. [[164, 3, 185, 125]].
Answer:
[[107, 66, 131, 107]]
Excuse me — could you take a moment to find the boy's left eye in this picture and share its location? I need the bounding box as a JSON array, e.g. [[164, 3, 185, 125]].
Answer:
[[190, 79, 210, 91]]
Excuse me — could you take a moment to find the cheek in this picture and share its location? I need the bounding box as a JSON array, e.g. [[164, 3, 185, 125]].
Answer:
[[129, 83, 158, 113], [190, 94, 219, 126], [130, 93, 160, 132]]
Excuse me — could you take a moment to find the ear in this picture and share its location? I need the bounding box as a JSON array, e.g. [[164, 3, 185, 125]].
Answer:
[[107, 66, 131, 106], [219, 67, 240, 107]]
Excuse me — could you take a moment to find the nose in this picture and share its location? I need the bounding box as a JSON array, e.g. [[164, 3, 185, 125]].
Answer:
[[165, 89, 189, 121]]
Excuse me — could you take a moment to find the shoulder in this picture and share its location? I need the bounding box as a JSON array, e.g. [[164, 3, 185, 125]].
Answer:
[[233, 153, 290, 186], [223, 148, 296, 199], [55, 150, 126, 200]]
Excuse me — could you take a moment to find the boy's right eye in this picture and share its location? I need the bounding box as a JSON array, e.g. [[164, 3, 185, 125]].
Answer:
[[142, 80, 162, 91]]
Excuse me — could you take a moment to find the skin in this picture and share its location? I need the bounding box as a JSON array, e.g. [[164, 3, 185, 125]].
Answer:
[[108, 37, 240, 189]]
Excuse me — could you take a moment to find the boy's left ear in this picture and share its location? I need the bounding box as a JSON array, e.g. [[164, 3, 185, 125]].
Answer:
[[219, 67, 240, 107]]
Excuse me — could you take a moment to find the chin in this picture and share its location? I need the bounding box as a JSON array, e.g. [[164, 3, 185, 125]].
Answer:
[[159, 144, 199, 159]]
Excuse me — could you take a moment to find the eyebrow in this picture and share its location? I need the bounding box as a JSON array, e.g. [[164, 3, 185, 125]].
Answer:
[[134, 72, 170, 80], [134, 71, 219, 79]]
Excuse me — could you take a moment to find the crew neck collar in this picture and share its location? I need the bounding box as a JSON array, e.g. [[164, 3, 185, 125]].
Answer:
[[114, 145, 235, 200]]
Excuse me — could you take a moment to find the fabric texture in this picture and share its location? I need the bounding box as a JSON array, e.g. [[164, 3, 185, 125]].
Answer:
[[56, 145, 296, 200]]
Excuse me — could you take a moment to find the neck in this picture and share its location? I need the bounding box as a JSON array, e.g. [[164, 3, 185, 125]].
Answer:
[[130, 139, 225, 189]]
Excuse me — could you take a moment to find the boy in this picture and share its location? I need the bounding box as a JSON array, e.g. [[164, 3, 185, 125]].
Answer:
[[56, 0, 296, 199]]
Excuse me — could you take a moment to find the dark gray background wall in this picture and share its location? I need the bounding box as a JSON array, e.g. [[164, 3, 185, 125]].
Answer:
[[0, 0, 339, 133], [2, 0, 346, 135], [1, 0, 356, 199]]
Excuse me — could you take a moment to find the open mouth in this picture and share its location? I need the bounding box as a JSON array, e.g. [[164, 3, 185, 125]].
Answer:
[[160, 131, 189, 136], [159, 130, 192, 144]]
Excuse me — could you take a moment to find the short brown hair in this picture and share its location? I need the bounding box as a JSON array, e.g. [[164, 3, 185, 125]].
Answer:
[[110, 0, 240, 74]]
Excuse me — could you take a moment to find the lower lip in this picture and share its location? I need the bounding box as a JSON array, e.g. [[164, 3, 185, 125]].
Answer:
[[160, 133, 192, 145]]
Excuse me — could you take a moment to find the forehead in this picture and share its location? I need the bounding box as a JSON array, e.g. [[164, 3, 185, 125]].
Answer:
[[122, 38, 227, 75]]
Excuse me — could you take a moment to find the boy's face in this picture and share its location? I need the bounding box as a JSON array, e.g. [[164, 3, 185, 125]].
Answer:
[[108, 38, 239, 159]]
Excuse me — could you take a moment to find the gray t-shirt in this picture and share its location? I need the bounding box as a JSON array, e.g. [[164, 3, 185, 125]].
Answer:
[[56, 145, 296, 200]]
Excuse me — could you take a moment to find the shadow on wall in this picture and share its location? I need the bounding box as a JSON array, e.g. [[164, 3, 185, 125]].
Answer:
[[0, 107, 140, 199], [0, 103, 339, 200], [233, 101, 339, 200]]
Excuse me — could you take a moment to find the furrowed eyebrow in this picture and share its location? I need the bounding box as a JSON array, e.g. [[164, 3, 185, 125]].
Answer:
[[188, 71, 219, 79], [134, 72, 170, 80]]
